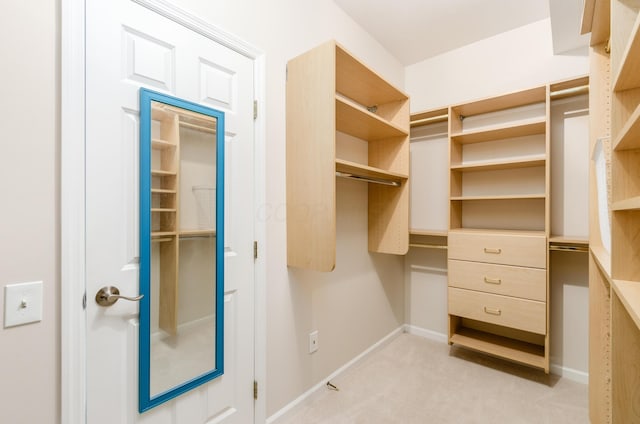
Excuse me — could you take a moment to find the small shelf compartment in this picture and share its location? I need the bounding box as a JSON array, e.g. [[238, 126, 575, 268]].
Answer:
[[450, 119, 546, 145], [613, 10, 640, 91], [335, 94, 408, 140], [613, 102, 640, 150]]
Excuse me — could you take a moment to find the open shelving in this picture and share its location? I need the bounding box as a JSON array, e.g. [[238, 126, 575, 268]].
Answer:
[[287, 40, 410, 271]]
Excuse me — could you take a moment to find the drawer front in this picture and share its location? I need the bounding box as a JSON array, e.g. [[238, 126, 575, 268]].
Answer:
[[448, 232, 546, 268], [448, 287, 546, 335], [448, 260, 546, 301]]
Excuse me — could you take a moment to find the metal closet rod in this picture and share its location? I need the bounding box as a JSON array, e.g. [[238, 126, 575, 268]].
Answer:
[[336, 172, 401, 187]]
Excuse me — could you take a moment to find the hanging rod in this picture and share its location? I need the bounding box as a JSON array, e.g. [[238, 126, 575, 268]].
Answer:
[[549, 85, 589, 99], [549, 245, 589, 253], [336, 172, 400, 187], [409, 243, 448, 250], [410, 114, 449, 126]]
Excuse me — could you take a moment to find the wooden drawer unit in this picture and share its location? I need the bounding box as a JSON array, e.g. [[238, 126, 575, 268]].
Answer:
[[448, 287, 546, 335], [448, 259, 546, 301], [448, 230, 546, 269]]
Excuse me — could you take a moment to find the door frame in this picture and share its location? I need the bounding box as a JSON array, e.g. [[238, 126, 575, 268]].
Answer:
[[61, 0, 267, 422]]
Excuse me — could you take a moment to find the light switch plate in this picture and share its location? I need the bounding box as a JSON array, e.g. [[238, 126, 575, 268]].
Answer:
[[4, 281, 43, 328]]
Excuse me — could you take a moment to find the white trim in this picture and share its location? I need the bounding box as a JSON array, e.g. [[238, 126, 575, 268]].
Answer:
[[403, 324, 448, 343], [61, 0, 87, 422], [549, 363, 589, 385], [61, 1, 267, 423], [266, 326, 404, 424]]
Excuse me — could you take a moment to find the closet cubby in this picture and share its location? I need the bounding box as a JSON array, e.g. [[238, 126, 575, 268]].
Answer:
[[286, 40, 410, 271]]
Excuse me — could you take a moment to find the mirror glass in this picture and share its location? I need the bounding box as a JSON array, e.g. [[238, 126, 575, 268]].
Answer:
[[139, 88, 225, 412]]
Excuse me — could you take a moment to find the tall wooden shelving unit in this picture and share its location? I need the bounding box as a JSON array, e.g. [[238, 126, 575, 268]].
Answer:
[[610, 0, 640, 422], [286, 40, 410, 272], [584, 0, 640, 422], [446, 86, 552, 372]]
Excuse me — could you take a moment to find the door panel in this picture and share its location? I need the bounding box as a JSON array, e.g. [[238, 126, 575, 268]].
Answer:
[[86, 0, 255, 422]]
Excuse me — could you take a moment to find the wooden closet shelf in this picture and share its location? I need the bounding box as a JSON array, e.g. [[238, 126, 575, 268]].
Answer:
[[180, 229, 216, 236], [613, 102, 640, 150], [451, 156, 546, 172], [450, 327, 546, 369], [613, 196, 640, 211], [450, 194, 546, 201], [452, 86, 546, 117], [450, 119, 546, 145], [151, 208, 176, 213], [335, 159, 408, 183], [335, 43, 408, 107], [549, 235, 589, 246], [613, 12, 640, 91], [409, 229, 448, 237], [152, 188, 177, 194], [151, 169, 177, 177], [612, 279, 640, 331], [152, 231, 176, 237], [152, 139, 176, 149], [449, 228, 546, 237], [336, 94, 408, 140]]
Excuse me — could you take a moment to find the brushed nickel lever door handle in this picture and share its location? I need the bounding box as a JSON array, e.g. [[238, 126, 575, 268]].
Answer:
[[95, 286, 144, 307]]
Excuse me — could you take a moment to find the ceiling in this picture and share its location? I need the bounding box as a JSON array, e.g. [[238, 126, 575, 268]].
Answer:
[[333, 0, 588, 66]]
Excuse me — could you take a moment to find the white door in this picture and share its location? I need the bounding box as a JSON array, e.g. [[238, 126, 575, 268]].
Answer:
[[85, 0, 256, 422]]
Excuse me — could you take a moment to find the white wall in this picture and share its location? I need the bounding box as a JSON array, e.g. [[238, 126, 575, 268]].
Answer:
[[404, 18, 591, 381], [169, 0, 406, 417], [0, 1, 59, 422], [406, 19, 589, 112]]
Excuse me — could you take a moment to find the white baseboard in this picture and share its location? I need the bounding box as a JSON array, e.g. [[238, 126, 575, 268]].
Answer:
[[403, 324, 448, 343], [550, 363, 589, 385], [405, 324, 589, 385], [266, 326, 404, 424]]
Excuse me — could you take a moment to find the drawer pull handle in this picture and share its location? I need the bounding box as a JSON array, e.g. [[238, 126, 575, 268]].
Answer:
[[484, 248, 502, 254], [484, 306, 502, 316], [484, 277, 502, 285]]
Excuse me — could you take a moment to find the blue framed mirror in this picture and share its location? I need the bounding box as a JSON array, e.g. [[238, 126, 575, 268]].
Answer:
[[139, 88, 225, 412]]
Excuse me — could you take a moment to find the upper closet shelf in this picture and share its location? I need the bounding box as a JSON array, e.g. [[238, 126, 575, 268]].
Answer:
[[450, 119, 546, 144], [613, 11, 640, 91], [613, 102, 640, 150], [336, 94, 408, 140], [450, 194, 545, 201], [451, 155, 546, 172]]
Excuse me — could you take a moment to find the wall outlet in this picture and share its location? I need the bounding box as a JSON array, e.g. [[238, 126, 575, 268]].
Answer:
[[309, 330, 319, 354]]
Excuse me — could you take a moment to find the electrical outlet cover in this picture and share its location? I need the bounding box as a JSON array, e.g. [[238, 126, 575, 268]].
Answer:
[[4, 281, 43, 328]]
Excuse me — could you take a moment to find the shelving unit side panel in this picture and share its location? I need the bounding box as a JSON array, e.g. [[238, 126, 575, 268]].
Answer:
[[589, 254, 612, 424], [612, 290, 640, 423], [544, 86, 551, 238], [611, 0, 640, 84], [369, 135, 409, 175], [286, 43, 337, 271], [368, 181, 409, 254]]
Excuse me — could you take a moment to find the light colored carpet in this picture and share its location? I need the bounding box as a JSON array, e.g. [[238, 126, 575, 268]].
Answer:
[[274, 333, 588, 423]]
